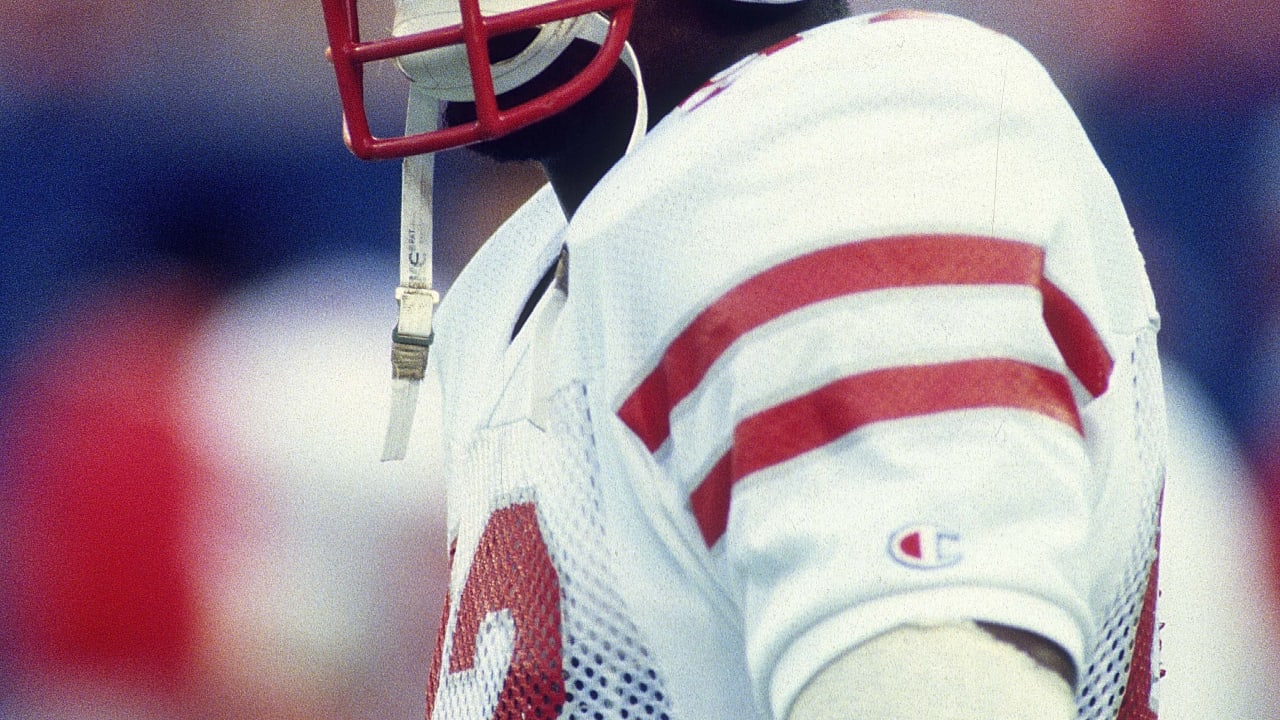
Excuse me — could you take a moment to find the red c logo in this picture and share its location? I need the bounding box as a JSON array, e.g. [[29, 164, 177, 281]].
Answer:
[[889, 525, 963, 569]]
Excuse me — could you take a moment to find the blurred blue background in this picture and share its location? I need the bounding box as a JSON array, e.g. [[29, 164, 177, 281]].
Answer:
[[1, 1, 1278, 718]]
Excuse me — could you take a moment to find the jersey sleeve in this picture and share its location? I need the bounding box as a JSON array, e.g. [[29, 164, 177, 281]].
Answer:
[[567, 14, 1160, 720]]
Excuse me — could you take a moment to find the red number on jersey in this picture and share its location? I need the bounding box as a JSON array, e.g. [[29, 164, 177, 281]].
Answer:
[[425, 502, 565, 720]]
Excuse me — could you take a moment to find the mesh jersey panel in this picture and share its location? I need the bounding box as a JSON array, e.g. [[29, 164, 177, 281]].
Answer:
[[426, 385, 675, 720], [1076, 327, 1165, 720], [548, 386, 674, 720]]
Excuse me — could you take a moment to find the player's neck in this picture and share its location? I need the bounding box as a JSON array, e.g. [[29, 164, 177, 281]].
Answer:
[[542, 138, 627, 218], [540, 68, 638, 217]]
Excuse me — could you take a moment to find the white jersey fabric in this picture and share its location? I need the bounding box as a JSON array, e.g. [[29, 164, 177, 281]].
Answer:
[[426, 11, 1165, 720]]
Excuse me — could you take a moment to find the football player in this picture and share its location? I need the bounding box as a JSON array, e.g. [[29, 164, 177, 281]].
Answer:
[[320, 0, 1166, 718]]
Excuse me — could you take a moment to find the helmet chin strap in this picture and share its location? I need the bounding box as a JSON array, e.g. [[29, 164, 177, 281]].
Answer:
[[381, 13, 647, 461], [381, 81, 440, 461]]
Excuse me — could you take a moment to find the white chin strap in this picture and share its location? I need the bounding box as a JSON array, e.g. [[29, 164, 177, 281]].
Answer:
[[381, 13, 647, 460], [396, 11, 584, 102]]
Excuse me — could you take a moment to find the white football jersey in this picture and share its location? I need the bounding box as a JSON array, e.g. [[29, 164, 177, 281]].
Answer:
[[427, 11, 1165, 720]]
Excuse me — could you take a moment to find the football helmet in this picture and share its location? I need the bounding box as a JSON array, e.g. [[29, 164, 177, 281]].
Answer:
[[322, 0, 636, 159]]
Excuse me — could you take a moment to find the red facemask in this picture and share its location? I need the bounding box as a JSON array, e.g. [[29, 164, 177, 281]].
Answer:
[[321, 0, 635, 159]]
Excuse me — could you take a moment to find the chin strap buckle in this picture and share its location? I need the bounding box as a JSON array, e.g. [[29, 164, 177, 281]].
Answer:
[[390, 286, 439, 378], [382, 286, 439, 461]]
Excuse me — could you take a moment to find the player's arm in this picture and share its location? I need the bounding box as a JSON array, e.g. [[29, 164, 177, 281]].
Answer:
[[788, 622, 1075, 720], [598, 16, 1124, 720]]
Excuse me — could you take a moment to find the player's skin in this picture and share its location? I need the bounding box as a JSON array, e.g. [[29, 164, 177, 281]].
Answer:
[[442, 0, 1077, 714]]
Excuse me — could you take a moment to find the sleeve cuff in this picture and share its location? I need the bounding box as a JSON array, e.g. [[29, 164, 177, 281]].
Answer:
[[766, 587, 1087, 720]]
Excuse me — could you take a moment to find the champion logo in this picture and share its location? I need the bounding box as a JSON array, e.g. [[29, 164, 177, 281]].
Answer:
[[889, 525, 962, 569]]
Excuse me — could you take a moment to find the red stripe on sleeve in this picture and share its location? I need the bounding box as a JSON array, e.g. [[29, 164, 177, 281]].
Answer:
[[689, 455, 734, 549], [689, 358, 1080, 546], [618, 235, 1045, 451], [1041, 278, 1113, 398]]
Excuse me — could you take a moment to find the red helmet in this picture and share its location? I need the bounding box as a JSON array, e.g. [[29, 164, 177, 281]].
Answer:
[[322, 0, 636, 159]]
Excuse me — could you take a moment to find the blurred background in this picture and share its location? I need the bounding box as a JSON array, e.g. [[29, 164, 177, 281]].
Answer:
[[0, 1, 1277, 718]]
